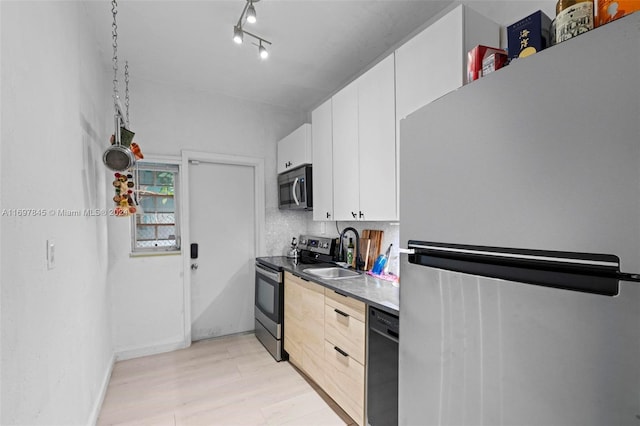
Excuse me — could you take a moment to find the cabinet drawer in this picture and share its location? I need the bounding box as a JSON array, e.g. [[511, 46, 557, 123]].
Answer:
[[287, 272, 324, 294], [324, 304, 365, 365], [323, 340, 365, 426], [325, 288, 366, 322]]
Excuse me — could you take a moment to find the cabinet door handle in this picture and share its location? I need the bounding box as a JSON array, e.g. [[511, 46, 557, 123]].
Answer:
[[326, 212, 331, 219], [334, 308, 349, 318], [351, 211, 357, 219], [334, 346, 349, 357], [359, 211, 364, 219]]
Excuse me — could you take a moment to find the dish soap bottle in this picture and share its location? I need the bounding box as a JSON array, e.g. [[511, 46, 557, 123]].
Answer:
[[372, 244, 392, 275], [346, 238, 354, 267]]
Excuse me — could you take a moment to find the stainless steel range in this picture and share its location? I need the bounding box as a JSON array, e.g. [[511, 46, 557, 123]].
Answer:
[[254, 235, 337, 361], [254, 260, 284, 361], [298, 235, 336, 264]]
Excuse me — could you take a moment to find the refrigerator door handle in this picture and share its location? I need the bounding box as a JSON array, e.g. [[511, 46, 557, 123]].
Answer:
[[399, 248, 415, 255], [408, 242, 620, 269], [407, 240, 623, 296]]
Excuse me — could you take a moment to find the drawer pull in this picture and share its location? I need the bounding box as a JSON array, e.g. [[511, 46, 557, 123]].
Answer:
[[334, 290, 348, 297], [334, 308, 350, 318], [334, 346, 349, 357]]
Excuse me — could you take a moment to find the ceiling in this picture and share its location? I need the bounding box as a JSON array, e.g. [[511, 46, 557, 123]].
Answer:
[[83, 0, 454, 112]]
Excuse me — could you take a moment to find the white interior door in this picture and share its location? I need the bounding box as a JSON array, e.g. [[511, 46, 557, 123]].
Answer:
[[189, 161, 255, 341]]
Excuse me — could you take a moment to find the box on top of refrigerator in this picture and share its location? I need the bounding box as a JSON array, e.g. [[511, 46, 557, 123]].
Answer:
[[467, 45, 507, 82], [507, 10, 552, 59]]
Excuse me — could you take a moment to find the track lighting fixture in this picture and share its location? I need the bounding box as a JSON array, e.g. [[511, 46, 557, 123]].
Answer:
[[232, 0, 272, 59]]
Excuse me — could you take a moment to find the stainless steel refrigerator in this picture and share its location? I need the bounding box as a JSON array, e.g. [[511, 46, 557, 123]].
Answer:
[[398, 13, 640, 426]]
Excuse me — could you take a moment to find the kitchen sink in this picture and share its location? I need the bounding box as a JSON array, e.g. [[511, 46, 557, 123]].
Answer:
[[303, 267, 362, 280]]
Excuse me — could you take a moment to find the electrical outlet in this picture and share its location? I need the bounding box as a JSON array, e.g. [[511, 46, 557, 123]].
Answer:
[[47, 240, 55, 270]]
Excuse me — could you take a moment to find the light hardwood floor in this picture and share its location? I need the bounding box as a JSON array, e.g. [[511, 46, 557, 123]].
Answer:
[[98, 333, 356, 426]]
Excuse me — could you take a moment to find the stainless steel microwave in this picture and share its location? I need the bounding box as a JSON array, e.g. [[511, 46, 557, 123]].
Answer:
[[278, 165, 312, 210]]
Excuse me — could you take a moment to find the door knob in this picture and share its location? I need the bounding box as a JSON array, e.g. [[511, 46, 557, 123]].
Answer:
[[191, 263, 198, 270]]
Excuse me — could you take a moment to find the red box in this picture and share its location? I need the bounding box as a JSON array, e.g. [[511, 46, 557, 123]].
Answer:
[[482, 51, 508, 76], [467, 45, 508, 83]]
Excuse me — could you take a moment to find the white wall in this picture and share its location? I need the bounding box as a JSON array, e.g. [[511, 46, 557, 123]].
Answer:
[[1, 2, 113, 425], [107, 77, 306, 358]]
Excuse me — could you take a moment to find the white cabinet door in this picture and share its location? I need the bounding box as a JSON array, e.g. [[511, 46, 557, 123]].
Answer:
[[332, 80, 360, 221], [312, 99, 334, 221], [358, 54, 397, 221], [277, 123, 312, 174], [395, 5, 499, 121], [331, 54, 397, 222]]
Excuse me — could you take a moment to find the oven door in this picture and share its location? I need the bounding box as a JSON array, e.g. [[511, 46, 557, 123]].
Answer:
[[254, 262, 282, 333]]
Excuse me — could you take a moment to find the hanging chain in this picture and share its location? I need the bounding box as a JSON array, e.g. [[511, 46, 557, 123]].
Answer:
[[111, 0, 119, 111], [125, 61, 130, 126]]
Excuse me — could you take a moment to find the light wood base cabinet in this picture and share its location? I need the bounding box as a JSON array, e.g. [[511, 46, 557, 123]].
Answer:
[[323, 340, 366, 425], [324, 289, 366, 365], [284, 274, 368, 425], [283, 272, 325, 388], [323, 289, 367, 425]]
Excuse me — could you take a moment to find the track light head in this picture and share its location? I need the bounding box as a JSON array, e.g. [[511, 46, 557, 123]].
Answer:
[[259, 42, 268, 59], [233, 25, 243, 44], [246, 2, 256, 24]]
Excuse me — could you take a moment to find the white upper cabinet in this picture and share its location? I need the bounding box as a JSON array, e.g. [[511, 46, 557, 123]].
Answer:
[[395, 5, 499, 121], [332, 79, 361, 221], [310, 5, 498, 222], [311, 99, 334, 221], [333, 54, 397, 222], [277, 123, 312, 175], [357, 54, 396, 221]]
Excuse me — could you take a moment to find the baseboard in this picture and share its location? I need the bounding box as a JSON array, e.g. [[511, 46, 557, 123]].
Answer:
[[115, 338, 188, 361], [88, 353, 115, 426]]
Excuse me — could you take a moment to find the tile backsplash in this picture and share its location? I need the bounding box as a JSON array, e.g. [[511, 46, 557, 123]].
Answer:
[[266, 208, 401, 276], [306, 220, 400, 276]]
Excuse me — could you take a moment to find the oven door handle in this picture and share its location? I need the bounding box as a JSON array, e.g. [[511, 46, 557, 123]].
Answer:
[[292, 177, 300, 206], [256, 262, 282, 282]]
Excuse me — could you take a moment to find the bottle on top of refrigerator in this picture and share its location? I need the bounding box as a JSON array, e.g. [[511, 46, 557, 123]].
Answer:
[[555, 0, 594, 43]]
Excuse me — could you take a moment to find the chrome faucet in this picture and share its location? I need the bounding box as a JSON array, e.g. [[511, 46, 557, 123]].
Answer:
[[338, 227, 364, 271]]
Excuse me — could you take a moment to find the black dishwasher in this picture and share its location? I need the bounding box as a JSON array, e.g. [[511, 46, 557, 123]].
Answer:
[[367, 306, 399, 426]]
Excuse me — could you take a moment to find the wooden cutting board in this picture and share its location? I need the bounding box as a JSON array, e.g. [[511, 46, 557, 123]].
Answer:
[[362, 229, 383, 270], [359, 238, 371, 270]]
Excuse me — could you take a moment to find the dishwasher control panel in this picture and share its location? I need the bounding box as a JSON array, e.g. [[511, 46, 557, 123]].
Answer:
[[369, 307, 399, 339]]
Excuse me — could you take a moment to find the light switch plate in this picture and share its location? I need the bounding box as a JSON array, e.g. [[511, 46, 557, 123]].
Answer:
[[47, 239, 55, 270]]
